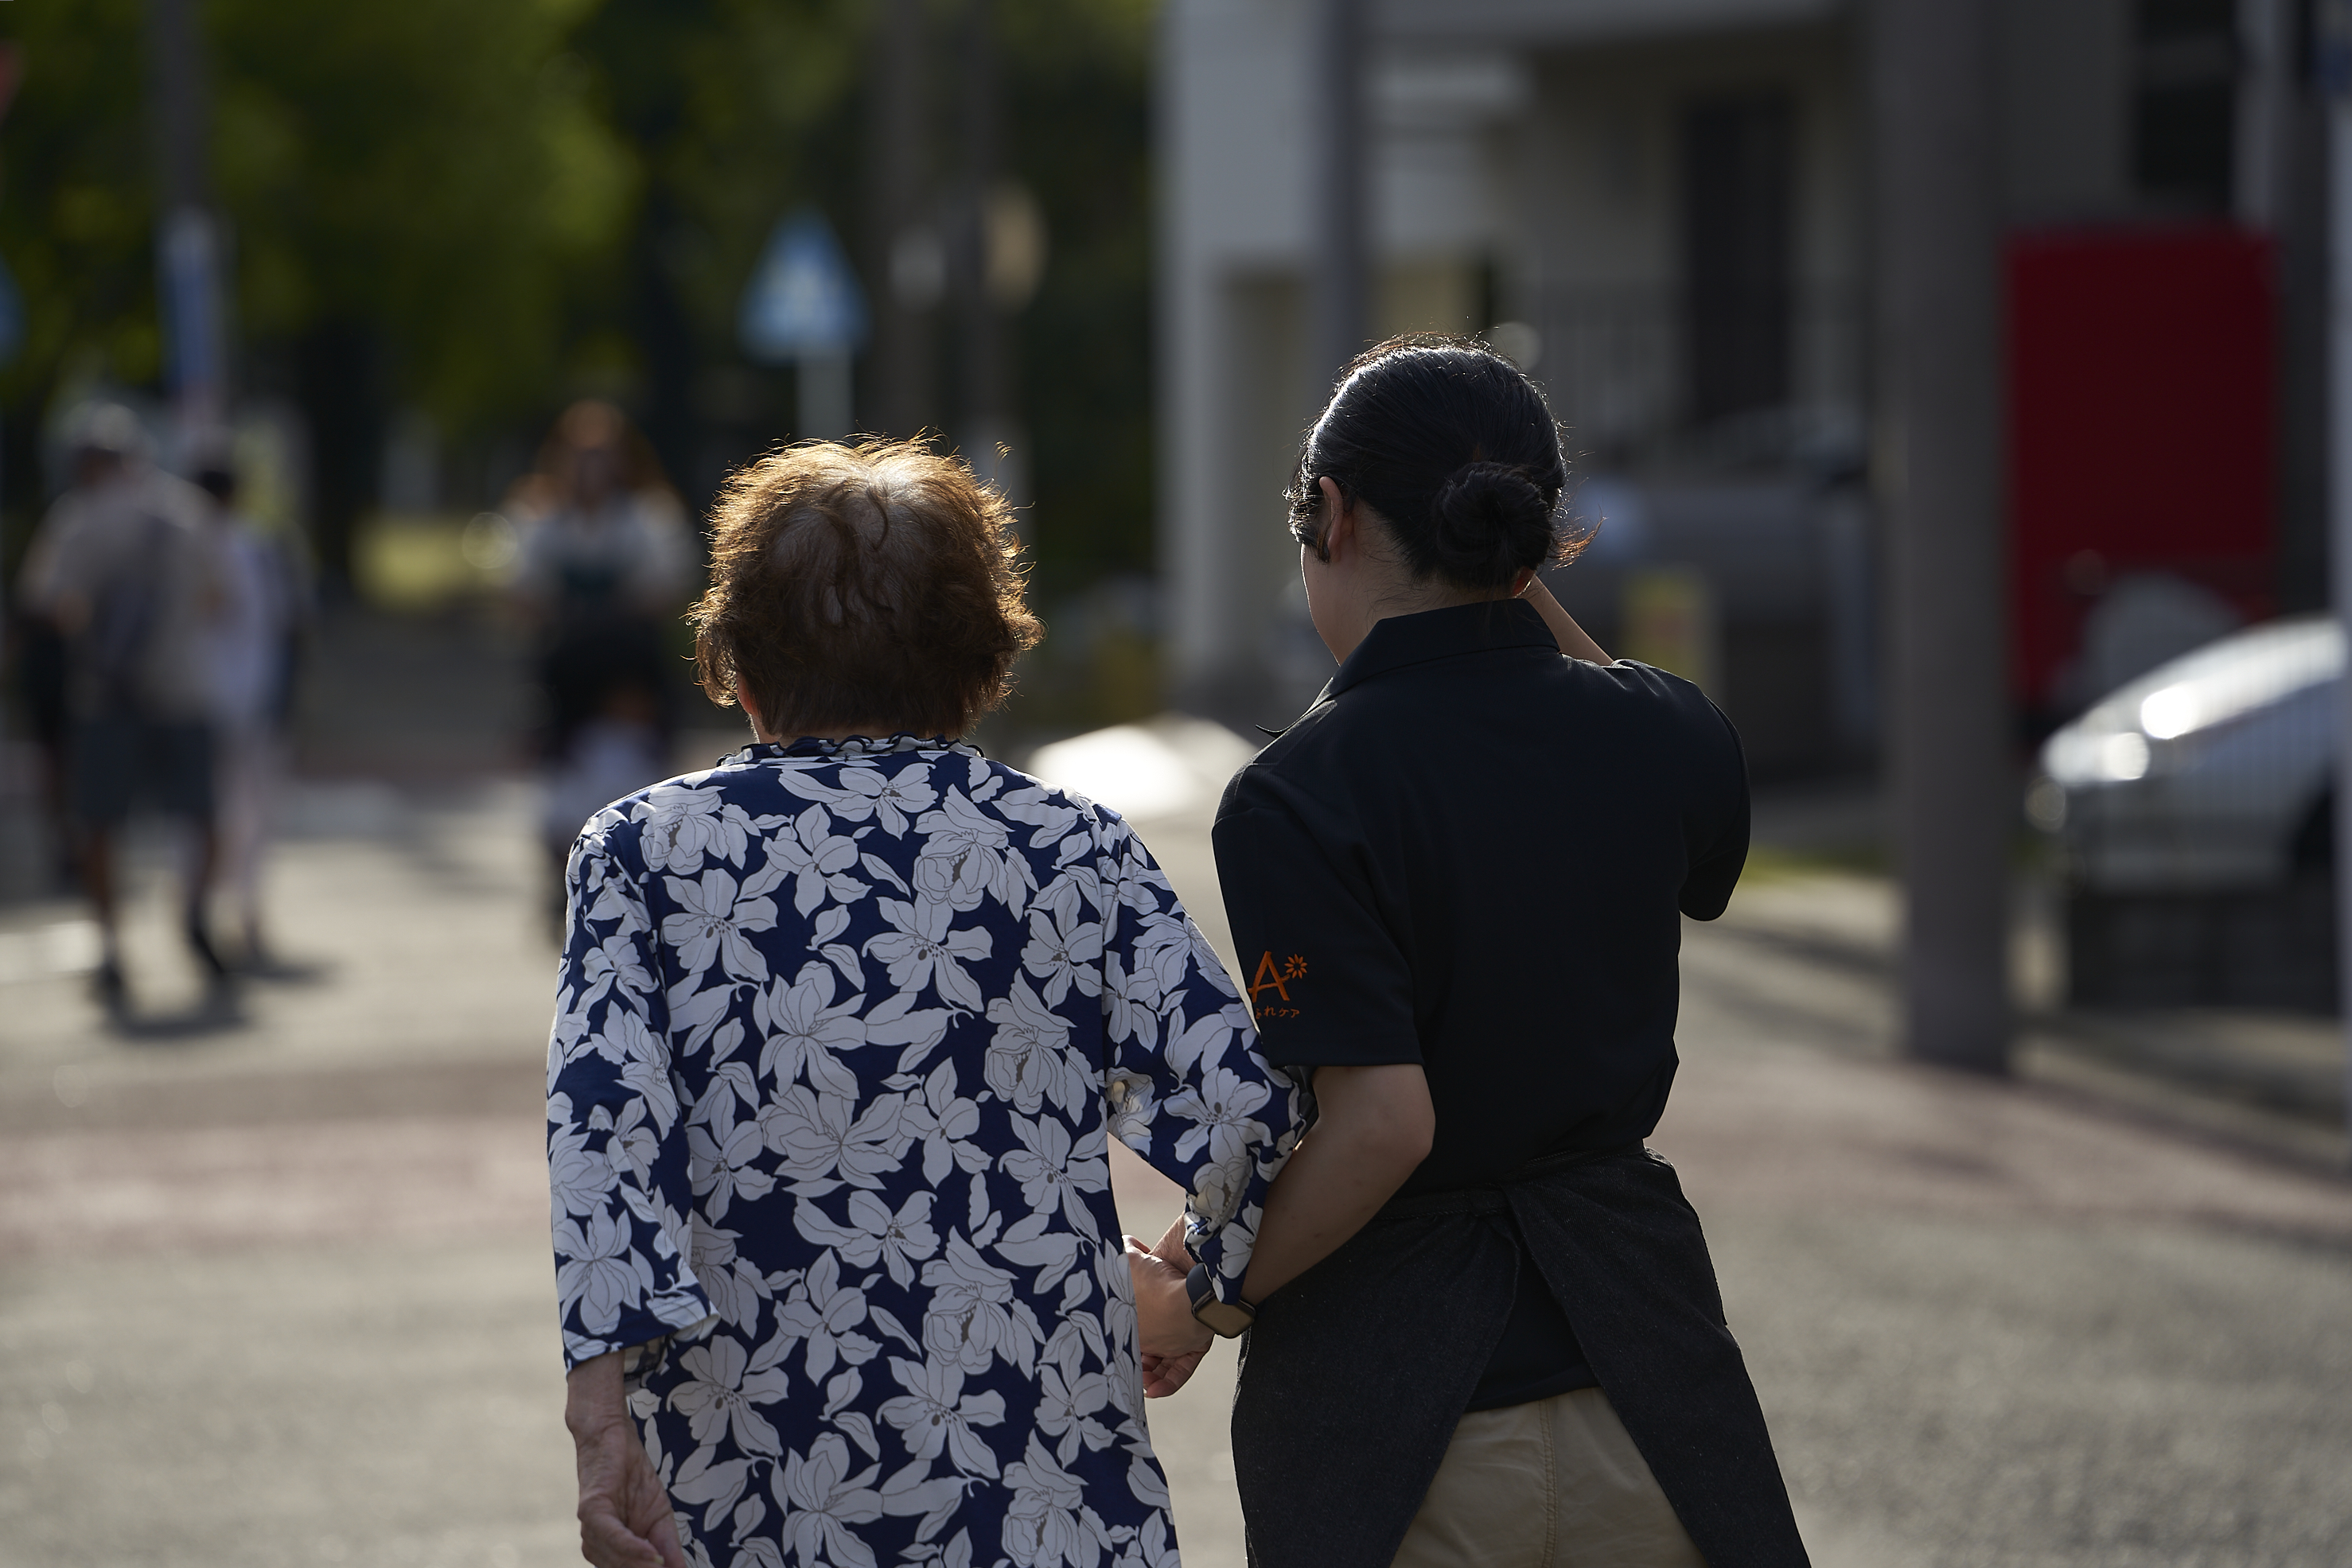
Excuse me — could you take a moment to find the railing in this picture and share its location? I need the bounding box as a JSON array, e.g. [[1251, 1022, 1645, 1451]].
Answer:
[[1526, 282, 1867, 468]]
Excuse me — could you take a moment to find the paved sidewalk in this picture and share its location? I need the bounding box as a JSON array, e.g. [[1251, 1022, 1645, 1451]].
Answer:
[[0, 780, 1258, 1568], [2, 777, 2349, 1567]]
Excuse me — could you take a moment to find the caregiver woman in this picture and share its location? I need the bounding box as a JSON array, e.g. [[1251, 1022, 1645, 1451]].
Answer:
[[1189, 340, 1810, 1567]]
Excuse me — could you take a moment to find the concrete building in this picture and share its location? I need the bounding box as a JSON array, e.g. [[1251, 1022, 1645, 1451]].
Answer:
[[1158, 0, 2307, 776]]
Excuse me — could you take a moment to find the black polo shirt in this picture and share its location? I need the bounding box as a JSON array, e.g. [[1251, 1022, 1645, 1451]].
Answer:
[[1213, 598, 1748, 1408]]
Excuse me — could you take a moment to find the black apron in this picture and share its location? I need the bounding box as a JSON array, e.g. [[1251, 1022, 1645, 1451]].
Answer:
[[1230, 1146, 1810, 1567]]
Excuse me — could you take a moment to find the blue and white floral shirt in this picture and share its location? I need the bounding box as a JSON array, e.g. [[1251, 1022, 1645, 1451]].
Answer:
[[548, 736, 1307, 1568]]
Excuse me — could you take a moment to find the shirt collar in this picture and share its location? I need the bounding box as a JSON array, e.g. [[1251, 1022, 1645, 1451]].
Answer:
[[1322, 599, 1558, 702], [731, 733, 975, 765]]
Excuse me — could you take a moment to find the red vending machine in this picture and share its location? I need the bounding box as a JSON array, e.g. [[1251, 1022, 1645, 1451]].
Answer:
[[2005, 224, 2277, 726], [2009, 225, 2332, 1010]]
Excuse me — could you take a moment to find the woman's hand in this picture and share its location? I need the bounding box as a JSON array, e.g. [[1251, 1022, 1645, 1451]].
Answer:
[[1126, 1234, 1213, 1383], [1517, 574, 1611, 664], [1140, 1345, 1211, 1399], [1135, 1217, 1211, 1396], [566, 1352, 687, 1568]]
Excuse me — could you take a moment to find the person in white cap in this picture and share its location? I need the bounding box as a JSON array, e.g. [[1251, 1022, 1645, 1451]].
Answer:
[[16, 402, 227, 1014]]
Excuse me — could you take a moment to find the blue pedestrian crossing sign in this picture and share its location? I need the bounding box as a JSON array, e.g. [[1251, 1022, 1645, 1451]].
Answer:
[[739, 208, 868, 364]]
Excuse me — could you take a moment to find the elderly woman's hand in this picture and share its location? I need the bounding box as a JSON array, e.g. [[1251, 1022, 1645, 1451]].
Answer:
[[567, 1352, 687, 1568], [1133, 1219, 1212, 1396], [1125, 1234, 1213, 1375], [1139, 1344, 1211, 1398]]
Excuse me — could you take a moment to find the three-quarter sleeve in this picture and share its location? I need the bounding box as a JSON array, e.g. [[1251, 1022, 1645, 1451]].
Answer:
[[1095, 822, 1308, 1308], [547, 816, 715, 1368]]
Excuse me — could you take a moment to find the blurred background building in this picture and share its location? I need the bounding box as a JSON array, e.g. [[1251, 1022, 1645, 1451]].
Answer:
[[1163, 0, 2312, 777], [1158, 0, 2342, 1019]]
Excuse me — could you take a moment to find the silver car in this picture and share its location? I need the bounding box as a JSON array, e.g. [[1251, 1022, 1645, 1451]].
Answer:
[[2032, 614, 2340, 1006]]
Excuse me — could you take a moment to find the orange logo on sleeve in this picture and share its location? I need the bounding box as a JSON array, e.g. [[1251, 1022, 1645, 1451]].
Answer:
[[1248, 951, 1309, 1017]]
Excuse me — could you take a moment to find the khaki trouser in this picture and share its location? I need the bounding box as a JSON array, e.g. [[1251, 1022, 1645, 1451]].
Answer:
[[1391, 1387, 1708, 1568]]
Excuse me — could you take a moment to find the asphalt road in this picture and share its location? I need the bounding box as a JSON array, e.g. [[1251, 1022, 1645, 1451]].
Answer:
[[2, 777, 2348, 1568]]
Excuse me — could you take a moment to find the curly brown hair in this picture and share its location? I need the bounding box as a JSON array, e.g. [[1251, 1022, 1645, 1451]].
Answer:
[[689, 440, 1042, 739]]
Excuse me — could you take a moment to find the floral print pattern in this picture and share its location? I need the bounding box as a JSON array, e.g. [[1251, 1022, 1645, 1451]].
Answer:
[[549, 736, 1306, 1568]]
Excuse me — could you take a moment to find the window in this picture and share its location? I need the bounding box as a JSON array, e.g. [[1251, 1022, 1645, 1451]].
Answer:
[[1680, 92, 1793, 424], [2132, 0, 2237, 211]]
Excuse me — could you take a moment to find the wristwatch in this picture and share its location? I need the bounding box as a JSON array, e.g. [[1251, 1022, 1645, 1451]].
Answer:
[[1186, 1263, 1258, 1338]]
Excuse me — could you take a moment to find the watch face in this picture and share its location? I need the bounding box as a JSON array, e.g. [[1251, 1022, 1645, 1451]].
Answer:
[[1194, 1298, 1256, 1339]]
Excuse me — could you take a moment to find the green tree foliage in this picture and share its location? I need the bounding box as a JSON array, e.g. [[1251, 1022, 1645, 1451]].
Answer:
[[0, 0, 173, 402], [0, 0, 636, 430], [0, 0, 1155, 603], [560, 0, 1155, 584], [209, 0, 637, 422], [570, 0, 865, 343], [559, 0, 864, 504]]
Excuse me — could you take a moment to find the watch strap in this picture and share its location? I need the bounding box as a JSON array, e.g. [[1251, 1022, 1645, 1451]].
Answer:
[[1186, 1262, 1257, 1339]]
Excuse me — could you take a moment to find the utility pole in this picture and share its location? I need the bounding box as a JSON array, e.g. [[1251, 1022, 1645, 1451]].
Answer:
[[866, 0, 933, 438], [146, 0, 225, 452], [1311, 0, 1368, 387], [2320, 0, 2352, 1142], [1870, 0, 2012, 1072], [956, 0, 1017, 496]]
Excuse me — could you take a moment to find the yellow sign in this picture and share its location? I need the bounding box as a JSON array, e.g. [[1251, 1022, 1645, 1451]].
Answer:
[[1621, 566, 1719, 694]]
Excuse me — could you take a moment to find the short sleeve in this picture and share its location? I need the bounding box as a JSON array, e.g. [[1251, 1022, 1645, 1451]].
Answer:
[[633, 506, 696, 601], [510, 518, 560, 605], [1095, 823, 1308, 1308], [1211, 794, 1420, 1071], [14, 500, 75, 611], [25, 501, 112, 609], [547, 818, 714, 1369], [1676, 697, 1750, 921]]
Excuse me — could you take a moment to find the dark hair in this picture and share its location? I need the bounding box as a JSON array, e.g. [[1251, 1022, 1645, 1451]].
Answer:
[[690, 439, 1042, 737], [539, 399, 672, 497], [1286, 335, 1575, 591]]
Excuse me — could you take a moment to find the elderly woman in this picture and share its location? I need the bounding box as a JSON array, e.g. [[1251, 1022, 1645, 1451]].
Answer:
[[550, 441, 1350, 1568]]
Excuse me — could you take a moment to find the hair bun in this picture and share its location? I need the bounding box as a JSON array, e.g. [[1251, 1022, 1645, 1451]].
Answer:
[[1428, 461, 1558, 589], [1287, 340, 1570, 589]]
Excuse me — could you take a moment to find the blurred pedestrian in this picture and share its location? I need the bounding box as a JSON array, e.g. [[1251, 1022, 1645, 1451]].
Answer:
[[16, 403, 227, 1014], [507, 400, 694, 934], [5, 488, 76, 897], [192, 449, 311, 972]]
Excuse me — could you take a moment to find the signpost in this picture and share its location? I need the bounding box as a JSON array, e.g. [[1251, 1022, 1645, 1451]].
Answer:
[[146, 0, 225, 451], [161, 208, 225, 430], [740, 208, 870, 442]]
